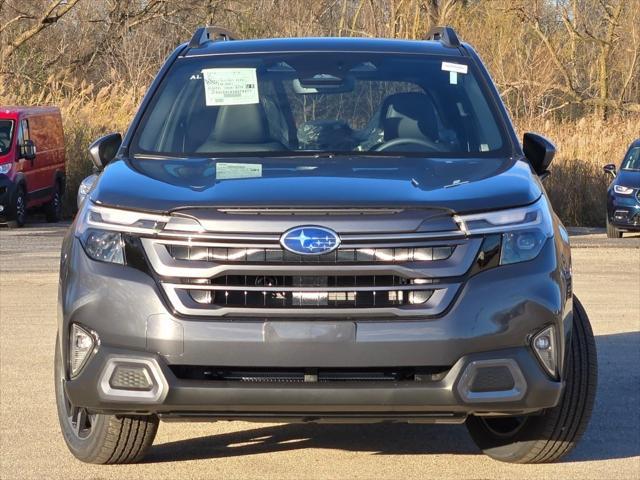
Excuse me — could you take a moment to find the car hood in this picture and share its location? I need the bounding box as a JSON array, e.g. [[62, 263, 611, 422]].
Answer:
[[615, 169, 640, 188], [90, 155, 541, 215]]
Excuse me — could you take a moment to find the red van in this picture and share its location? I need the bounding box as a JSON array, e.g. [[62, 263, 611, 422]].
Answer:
[[0, 106, 66, 226]]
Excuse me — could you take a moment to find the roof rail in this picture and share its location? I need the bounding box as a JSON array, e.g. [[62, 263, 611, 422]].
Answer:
[[425, 26, 461, 48], [188, 26, 239, 48]]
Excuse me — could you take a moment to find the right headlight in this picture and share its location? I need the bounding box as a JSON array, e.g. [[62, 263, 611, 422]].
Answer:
[[455, 196, 554, 265]]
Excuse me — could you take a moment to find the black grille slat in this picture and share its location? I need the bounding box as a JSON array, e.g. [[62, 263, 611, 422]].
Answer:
[[169, 365, 450, 382]]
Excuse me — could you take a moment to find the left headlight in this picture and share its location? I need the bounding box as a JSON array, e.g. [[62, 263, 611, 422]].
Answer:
[[614, 185, 634, 195], [455, 196, 554, 265], [0, 163, 12, 175]]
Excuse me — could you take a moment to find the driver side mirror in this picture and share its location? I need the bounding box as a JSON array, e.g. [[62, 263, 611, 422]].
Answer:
[[20, 139, 36, 160], [603, 163, 617, 178], [88, 133, 122, 171], [523, 133, 555, 178]]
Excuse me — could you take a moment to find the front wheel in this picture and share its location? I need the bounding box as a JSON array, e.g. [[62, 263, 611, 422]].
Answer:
[[466, 296, 597, 463], [606, 218, 623, 238], [54, 337, 159, 464], [45, 181, 63, 223], [10, 185, 26, 227]]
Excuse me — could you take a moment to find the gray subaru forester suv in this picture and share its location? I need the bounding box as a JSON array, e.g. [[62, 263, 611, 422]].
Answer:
[[56, 26, 597, 464]]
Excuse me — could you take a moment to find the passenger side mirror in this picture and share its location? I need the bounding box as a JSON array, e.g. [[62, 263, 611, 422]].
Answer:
[[603, 163, 617, 178], [523, 133, 555, 177], [88, 133, 122, 171], [20, 139, 36, 160]]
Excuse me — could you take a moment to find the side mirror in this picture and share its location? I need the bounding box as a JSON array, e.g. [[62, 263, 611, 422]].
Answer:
[[88, 133, 122, 171], [20, 139, 36, 160], [603, 163, 617, 178], [523, 133, 555, 177]]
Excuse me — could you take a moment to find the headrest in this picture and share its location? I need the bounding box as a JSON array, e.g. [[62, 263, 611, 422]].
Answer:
[[213, 103, 268, 144], [381, 92, 438, 141]]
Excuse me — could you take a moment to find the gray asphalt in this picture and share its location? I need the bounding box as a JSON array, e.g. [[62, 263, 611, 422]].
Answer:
[[0, 220, 638, 479]]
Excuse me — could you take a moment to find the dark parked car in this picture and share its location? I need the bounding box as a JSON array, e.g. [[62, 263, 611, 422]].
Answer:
[[56, 26, 597, 465], [604, 139, 640, 238]]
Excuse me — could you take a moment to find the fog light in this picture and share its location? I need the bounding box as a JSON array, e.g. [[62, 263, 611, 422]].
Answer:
[[532, 326, 557, 378], [408, 290, 432, 304], [109, 364, 154, 391], [69, 324, 96, 377]]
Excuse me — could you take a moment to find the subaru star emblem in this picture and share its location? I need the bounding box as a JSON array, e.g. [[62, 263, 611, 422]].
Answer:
[[280, 226, 341, 255]]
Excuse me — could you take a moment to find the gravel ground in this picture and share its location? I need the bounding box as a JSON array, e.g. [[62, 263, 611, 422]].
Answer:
[[0, 222, 638, 479]]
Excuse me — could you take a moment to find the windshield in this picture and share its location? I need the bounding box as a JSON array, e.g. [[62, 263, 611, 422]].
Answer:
[[621, 146, 640, 170], [132, 52, 510, 158], [0, 120, 14, 155]]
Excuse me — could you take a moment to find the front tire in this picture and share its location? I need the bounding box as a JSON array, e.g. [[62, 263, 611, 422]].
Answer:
[[54, 337, 159, 464], [606, 218, 623, 238], [45, 181, 63, 223], [9, 185, 26, 227], [466, 297, 597, 463]]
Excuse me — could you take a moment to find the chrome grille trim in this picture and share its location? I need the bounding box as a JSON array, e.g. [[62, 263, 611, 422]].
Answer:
[[157, 230, 465, 243], [141, 237, 481, 280], [163, 283, 441, 292]]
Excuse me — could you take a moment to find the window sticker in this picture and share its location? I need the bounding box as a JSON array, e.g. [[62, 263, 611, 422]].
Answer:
[[202, 68, 259, 106], [441, 62, 468, 74], [449, 71, 458, 85], [216, 162, 262, 180]]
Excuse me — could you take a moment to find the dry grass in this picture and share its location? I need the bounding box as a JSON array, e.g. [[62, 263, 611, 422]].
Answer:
[[3, 83, 637, 226]]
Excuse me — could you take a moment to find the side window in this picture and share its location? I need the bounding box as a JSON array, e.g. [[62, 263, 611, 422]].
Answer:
[[17, 119, 30, 145]]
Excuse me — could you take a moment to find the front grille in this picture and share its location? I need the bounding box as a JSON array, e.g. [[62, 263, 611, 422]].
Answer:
[[183, 274, 434, 308], [169, 365, 450, 382], [141, 227, 479, 317], [167, 245, 454, 264]]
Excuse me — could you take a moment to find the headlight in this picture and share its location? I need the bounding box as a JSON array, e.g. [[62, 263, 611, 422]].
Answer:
[[0, 163, 12, 175], [614, 185, 634, 195], [82, 229, 125, 264], [75, 202, 203, 264], [455, 196, 554, 265], [75, 203, 167, 265]]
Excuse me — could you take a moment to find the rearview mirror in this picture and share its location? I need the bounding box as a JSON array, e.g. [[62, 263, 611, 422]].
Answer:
[[88, 133, 122, 171], [20, 139, 36, 160], [293, 74, 355, 94], [523, 133, 555, 177], [603, 163, 617, 178]]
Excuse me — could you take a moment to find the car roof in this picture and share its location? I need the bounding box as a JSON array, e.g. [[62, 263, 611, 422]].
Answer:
[[0, 106, 60, 117], [182, 37, 464, 57]]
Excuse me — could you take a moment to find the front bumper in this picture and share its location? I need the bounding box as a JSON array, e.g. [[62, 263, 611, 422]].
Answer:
[[64, 344, 562, 421], [59, 235, 571, 420], [607, 192, 640, 230]]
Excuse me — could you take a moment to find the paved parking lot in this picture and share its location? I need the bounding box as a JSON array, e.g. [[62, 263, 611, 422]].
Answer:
[[0, 222, 638, 479]]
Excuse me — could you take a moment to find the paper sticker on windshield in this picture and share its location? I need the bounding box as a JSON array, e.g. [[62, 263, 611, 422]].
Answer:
[[202, 68, 259, 106], [216, 162, 262, 180], [441, 62, 468, 74]]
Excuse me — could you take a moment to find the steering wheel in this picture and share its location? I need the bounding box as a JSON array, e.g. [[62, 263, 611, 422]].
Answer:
[[372, 137, 444, 153]]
